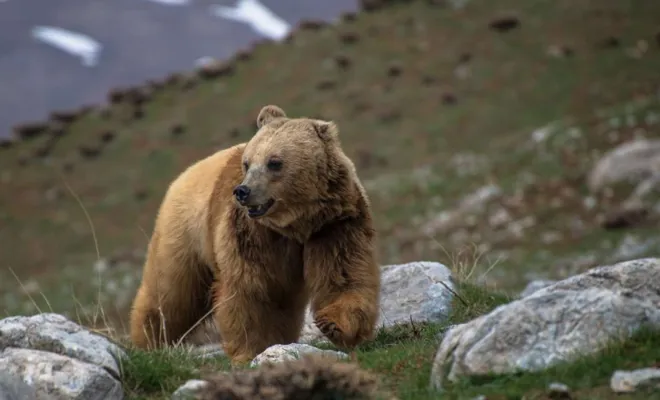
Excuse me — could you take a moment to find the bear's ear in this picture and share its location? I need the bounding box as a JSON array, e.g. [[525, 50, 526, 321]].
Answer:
[[313, 120, 339, 142], [256, 105, 287, 128]]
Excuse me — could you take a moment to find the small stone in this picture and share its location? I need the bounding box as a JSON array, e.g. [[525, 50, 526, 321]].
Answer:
[[360, 0, 385, 12], [547, 45, 574, 58], [13, 122, 49, 140], [189, 343, 225, 359], [0, 139, 13, 149], [339, 31, 360, 44], [316, 79, 336, 91], [602, 206, 648, 230], [341, 12, 357, 22], [250, 344, 347, 368], [547, 382, 572, 399], [49, 109, 79, 124], [171, 124, 186, 137], [611, 368, 660, 393], [298, 20, 326, 31], [100, 131, 115, 144], [234, 49, 252, 62], [334, 54, 352, 70], [421, 75, 437, 86], [78, 145, 101, 160], [133, 106, 144, 120], [62, 162, 75, 173], [599, 36, 620, 48], [489, 16, 520, 32], [172, 379, 210, 400], [107, 88, 126, 104], [441, 92, 458, 105], [197, 60, 234, 80], [387, 62, 403, 77], [134, 188, 149, 201]]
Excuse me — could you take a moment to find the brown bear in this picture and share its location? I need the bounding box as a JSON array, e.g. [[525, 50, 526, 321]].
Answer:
[[129, 105, 382, 365]]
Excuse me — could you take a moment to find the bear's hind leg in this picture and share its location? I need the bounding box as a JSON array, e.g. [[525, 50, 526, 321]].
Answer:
[[129, 239, 215, 349]]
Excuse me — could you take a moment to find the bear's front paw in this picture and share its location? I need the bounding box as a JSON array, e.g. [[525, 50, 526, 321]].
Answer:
[[314, 315, 344, 342], [313, 305, 365, 349]]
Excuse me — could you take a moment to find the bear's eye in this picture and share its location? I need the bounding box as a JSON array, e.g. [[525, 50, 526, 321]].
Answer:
[[242, 161, 249, 171], [267, 159, 283, 172]]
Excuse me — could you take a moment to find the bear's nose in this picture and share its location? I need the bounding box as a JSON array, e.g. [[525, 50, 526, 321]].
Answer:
[[233, 185, 251, 204]]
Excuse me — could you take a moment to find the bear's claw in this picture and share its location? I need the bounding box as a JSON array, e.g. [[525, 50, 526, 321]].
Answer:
[[314, 317, 342, 339]]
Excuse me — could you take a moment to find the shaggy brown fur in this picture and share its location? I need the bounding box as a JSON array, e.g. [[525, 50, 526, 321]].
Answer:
[[196, 354, 389, 400], [129, 105, 381, 365]]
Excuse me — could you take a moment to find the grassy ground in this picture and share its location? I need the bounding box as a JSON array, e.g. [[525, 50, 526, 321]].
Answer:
[[2, 0, 660, 330], [119, 282, 660, 399], [1, 0, 660, 397]]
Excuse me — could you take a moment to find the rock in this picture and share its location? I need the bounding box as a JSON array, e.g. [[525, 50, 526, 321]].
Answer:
[[519, 279, 557, 298], [422, 184, 502, 235], [0, 313, 126, 400], [250, 344, 347, 368], [430, 258, 660, 390], [0, 348, 123, 400], [300, 261, 454, 343], [547, 382, 572, 399], [171, 379, 210, 400], [0, 370, 36, 400], [610, 368, 660, 393], [188, 343, 224, 359], [602, 204, 649, 230], [608, 234, 660, 264], [488, 16, 520, 32], [0, 313, 125, 377], [587, 139, 660, 194]]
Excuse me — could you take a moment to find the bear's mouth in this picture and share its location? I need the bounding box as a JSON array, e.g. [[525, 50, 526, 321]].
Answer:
[[246, 198, 275, 218]]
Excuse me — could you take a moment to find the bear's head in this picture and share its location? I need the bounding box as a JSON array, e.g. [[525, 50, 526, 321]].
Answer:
[[233, 105, 357, 231]]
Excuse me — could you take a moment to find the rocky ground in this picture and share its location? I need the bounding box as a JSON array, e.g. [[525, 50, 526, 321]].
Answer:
[[1, 258, 659, 399], [1, 0, 660, 335]]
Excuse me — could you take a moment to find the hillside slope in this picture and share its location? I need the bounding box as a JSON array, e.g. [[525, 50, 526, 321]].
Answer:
[[1, 0, 660, 331]]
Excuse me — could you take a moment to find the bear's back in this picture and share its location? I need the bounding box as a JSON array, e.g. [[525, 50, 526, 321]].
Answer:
[[159, 143, 246, 266]]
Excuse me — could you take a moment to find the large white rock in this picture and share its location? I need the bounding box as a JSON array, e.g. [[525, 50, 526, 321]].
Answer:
[[0, 348, 123, 400], [0, 313, 125, 378], [430, 258, 660, 390], [0, 313, 126, 400]]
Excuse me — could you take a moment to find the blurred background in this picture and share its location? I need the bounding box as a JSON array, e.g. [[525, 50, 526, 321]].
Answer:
[[1, 0, 659, 337]]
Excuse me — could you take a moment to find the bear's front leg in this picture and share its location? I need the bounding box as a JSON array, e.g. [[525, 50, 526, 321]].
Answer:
[[303, 219, 382, 350], [212, 277, 308, 366]]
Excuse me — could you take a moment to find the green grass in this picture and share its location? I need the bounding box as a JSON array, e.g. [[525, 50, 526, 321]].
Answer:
[[120, 347, 231, 399], [3, 0, 660, 330], [118, 282, 660, 399]]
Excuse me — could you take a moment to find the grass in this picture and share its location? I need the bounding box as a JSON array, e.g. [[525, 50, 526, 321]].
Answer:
[[118, 281, 660, 399], [2, 0, 660, 329], [116, 281, 510, 399]]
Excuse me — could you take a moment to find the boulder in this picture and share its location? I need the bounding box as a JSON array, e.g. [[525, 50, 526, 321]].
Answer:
[[430, 258, 660, 390]]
